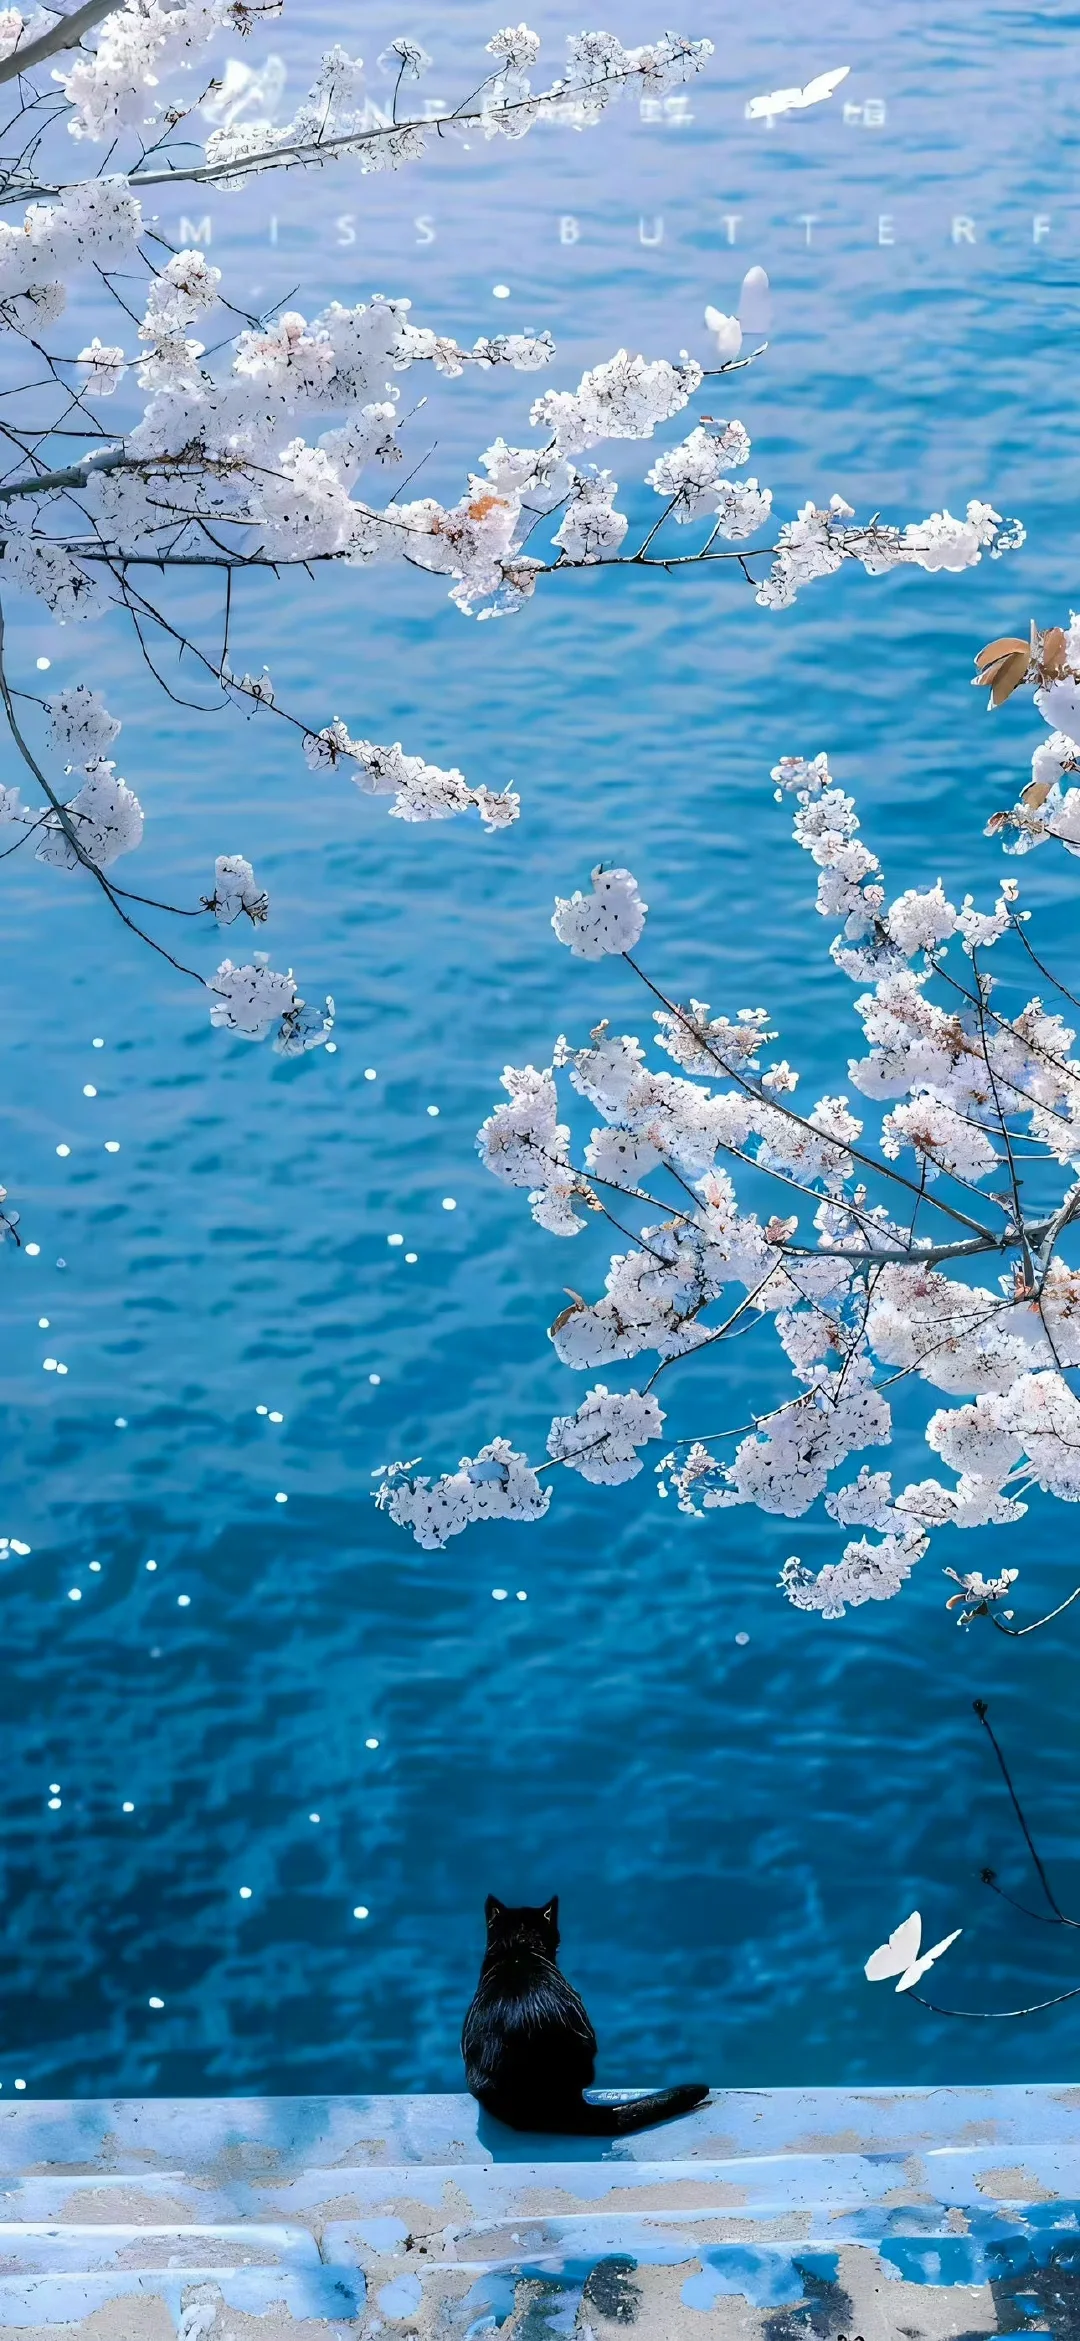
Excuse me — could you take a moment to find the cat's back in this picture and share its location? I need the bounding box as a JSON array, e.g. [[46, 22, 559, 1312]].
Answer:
[[466, 1944, 585, 2037]]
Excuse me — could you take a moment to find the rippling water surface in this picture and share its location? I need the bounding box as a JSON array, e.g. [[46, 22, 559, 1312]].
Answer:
[[1, 0, 1079, 2097]]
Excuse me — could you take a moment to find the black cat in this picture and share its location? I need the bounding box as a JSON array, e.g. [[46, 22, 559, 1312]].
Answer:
[[461, 1895, 709, 2135]]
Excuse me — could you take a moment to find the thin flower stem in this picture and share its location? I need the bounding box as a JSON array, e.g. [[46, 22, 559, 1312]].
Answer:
[[973, 1698, 1073, 1921], [1013, 916, 1080, 1014], [989, 1583, 1080, 1639], [908, 1984, 1080, 2018]]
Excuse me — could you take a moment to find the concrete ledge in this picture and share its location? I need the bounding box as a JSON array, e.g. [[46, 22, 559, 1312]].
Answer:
[[0, 2088, 1074, 2334]]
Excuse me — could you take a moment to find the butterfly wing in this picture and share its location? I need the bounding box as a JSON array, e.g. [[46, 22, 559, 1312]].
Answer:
[[746, 85, 801, 119], [896, 1927, 961, 1994], [864, 1910, 921, 1982], [795, 65, 851, 107], [704, 307, 743, 358]]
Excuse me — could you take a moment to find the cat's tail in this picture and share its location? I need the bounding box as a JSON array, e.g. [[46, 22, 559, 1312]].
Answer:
[[482, 2083, 709, 2136], [576, 2083, 709, 2135]]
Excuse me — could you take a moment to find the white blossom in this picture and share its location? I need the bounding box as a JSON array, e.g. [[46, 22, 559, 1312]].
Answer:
[[644, 420, 752, 522], [76, 336, 125, 395], [956, 893, 1013, 952], [884, 883, 959, 956], [477, 1065, 570, 1189], [375, 1438, 549, 1548], [902, 500, 1003, 572], [529, 1180, 590, 1236], [209, 959, 295, 1038], [45, 686, 120, 768], [275, 992, 335, 1055], [2, 534, 105, 622], [486, 23, 541, 70], [552, 866, 646, 958], [880, 1098, 998, 1184], [552, 467, 627, 563], [204, 854, 268, 926], [530, 349, 702, 455], [547, 1385, 664, 1484], [780, 1532, 925, 1620], [36, 763, 142, 870]]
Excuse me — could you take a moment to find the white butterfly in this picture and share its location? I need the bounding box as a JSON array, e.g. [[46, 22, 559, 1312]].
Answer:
[[745, 66, 850, 122], [864, 1910, 962, 1994], [703, 306, 742, 360]]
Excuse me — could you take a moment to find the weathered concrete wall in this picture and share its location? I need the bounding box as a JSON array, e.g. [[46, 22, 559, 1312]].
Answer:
[[0, 2087, 1075, 2336]]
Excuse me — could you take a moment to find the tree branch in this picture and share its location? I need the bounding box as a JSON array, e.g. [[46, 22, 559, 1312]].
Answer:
[[0, 0, 116, 91]]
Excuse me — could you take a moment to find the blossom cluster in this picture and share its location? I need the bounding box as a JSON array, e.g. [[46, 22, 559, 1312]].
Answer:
[[383, 739, 1080, 1637], [302, 726, 519, 829], [58, 1, 281, 142]]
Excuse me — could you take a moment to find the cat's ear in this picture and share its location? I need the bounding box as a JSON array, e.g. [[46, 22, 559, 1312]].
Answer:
[[541, 1897, 559, 1927], [485, 1895, 505, 1924]]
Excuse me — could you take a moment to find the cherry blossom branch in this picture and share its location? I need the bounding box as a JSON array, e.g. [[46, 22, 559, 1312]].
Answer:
[[0, 35, 713, 201]]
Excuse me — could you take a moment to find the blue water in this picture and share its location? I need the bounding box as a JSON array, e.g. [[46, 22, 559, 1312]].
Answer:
[[1, 0, 1080, 2097]]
